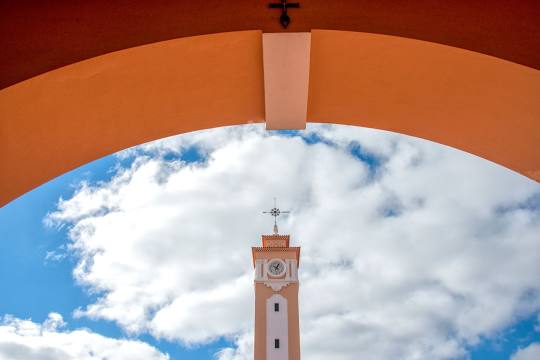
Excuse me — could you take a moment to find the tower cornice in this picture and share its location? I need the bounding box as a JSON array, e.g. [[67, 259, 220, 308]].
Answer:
[[252, 246, 301, 267]]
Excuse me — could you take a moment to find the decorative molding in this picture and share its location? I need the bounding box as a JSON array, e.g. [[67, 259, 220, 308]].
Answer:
[[254, 279, 296, 291], [262, 234, 290, 248], [266, 239, 288, 247], [252, 247, 301, 267], [255, 258, 298, 291], [262, 234, 290, 239]]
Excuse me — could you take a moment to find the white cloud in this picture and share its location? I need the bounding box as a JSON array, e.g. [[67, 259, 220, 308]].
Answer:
[[117, 123, 266, 160], [44, 247, 68, 264], [511, 343, 540, 360], [46, 124, 540, 359], [0, 313, 168, 360], [214, 331, 253, 360]]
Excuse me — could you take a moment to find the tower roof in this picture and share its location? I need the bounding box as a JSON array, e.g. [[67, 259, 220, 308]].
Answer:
[[252, 233, 300, 267], [261, 234, 290, 248]]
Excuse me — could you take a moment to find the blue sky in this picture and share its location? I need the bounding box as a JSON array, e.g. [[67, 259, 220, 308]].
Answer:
[[1, 124, 539, 360], [0, 154, 231, 360]]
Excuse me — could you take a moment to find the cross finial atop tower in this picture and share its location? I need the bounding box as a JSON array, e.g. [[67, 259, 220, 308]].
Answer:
[[263, 198, 290, 234]]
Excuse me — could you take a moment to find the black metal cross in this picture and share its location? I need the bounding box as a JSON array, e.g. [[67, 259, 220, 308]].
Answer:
[[268, 0, 300, 29], [263, 198, 290, 234]]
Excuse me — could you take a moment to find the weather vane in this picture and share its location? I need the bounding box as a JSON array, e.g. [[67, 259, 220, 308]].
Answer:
[[263, 198, 290, 234]]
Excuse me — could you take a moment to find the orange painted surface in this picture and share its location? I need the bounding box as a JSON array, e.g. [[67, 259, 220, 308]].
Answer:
[[254, 283, 270, 360], [2, 29, 540, 206], [0, 31, 265, 206], [308, 30, 540, 182], [254, 283, 301, 360], [252, 249, 301, 267], [284, 283, 301, 360], [2, 1, 540, 89], [253, 231, 301, 360], [263, 33, 310, 130], [262, 234, 290, 247]]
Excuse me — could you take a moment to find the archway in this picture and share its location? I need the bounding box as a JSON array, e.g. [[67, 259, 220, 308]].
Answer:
[[1, 29, 539, 206]]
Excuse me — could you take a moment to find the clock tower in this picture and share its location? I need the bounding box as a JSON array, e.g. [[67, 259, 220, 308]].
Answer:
[[253, 203, 300, 360]]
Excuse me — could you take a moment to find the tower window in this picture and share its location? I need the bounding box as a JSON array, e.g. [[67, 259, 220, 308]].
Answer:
[[274, 303, 279, 312], [275, 338, 280, 348]]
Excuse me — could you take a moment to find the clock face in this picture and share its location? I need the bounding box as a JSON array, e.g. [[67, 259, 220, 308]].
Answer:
[[268, 260, 286, 276]]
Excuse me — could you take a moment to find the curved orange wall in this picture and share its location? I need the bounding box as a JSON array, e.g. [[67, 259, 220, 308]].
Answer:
[[308, 30, 540, 182], [0, 31, 265, 206], [3, 1, 540, 89], [1, 30, 539, 206]]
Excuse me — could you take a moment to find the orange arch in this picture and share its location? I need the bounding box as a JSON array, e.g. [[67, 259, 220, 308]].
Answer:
[[3, 1, 540, 89], [1, 30, 539, 206]]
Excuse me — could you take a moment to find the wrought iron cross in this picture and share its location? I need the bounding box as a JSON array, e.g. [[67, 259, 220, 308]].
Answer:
[[268, 0, 300, 29], [263, 198, 290, 234]]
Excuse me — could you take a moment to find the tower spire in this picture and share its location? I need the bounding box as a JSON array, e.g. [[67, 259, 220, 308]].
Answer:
[[263, 198, 290, 234], [254, 199, 300, 360]]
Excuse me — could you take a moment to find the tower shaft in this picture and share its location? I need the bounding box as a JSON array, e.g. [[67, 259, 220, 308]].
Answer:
[[252, 234, 301, 360]]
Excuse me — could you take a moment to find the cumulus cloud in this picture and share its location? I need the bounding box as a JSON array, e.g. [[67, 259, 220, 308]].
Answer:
[[511, 343, 540, 360], [0, 313, 168, 360], [214, 331, 253, 360], [46, 124, 540, 359]]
